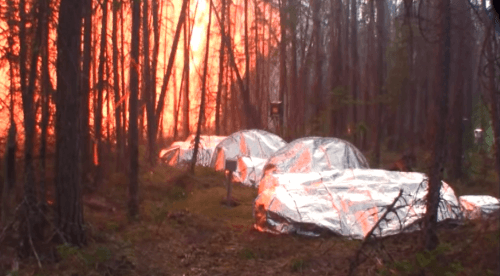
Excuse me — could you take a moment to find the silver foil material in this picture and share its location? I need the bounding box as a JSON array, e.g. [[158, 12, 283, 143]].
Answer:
[[210, 129, 287, 187], [459, 195, 500, 219], [260, 137, 369, 189], [159, 135, 227, 167], [254, 169, 462, 239]]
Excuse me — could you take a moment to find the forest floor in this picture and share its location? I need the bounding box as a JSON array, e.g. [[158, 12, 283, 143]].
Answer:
[[1, 149, 499, 276]]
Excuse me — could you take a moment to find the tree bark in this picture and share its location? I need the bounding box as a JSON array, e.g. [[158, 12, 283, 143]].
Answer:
[[350, 0, 358, 143], [128, 0, 141, 220], [373, 0, 386, 167], [425, 0, 451, 251], [56, 0, 86, 245]]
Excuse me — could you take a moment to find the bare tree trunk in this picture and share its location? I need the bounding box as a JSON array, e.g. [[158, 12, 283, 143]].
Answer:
[[112, 0, 123, 172], [254, 0, 262, 124], [350, 0, 358, 143], [56, 0, 86, 245], [289, 0, 299, 138], [362, 0, 375, 150], [80, 0, 92, 187], [190, 2, 212, 173], [182, 2, 190, 139], [215, 0, 226, 135], [425, 0, 451, 251], [373, 0, 386, 167], [278, 0, 287, 135], [128, 0, 141, 220], [151, 0, 160, 144], [311, 0, 323, 134], [40, 0, 51, 206], [174, 69, 185, 140], [94, 0, 108, 188], [244, 0, 250, 99], [18, 0, 43, 254], [120, 4, 127, 144], [143, 0, 156, 165]]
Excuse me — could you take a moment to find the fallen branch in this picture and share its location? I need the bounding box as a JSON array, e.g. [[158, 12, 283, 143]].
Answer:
[[348, 189, 404, 276], [27, 215, 42, 269]]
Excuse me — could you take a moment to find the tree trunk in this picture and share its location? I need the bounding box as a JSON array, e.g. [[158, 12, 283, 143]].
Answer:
[[128, 0, 141, 220], [112, 0, 123, 172], [94, 0, 108, 188], [311, 0, 323, 134], [289, 0, 299, 138], [215, 0, 226, 135], [19, 0, 43, 255], [244, 0, 250, 99], [151, 0, 160, 144], [40, 0, 51, 206], [56, 0, 86, 245], [120, 5, 127, 147], [350, 0, 358, 144], [278, 0, 287, 136], [373, 0, 386, 167], [143, 0, 156, 165], [425, 0, 451, 251], [191, 2, 212, 173], [182, 2, 190, 139]]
